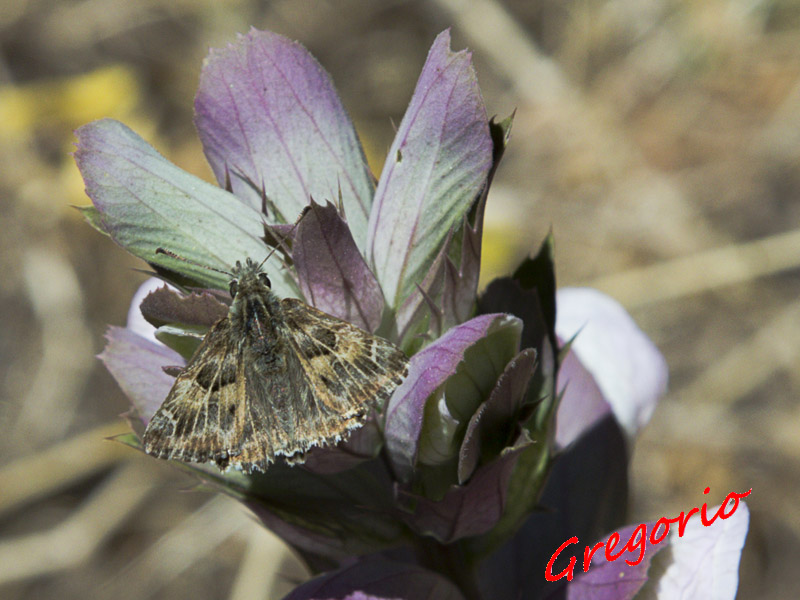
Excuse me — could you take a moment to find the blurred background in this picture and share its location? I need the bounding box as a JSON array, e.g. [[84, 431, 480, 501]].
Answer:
[[1, 0, 798, 597]]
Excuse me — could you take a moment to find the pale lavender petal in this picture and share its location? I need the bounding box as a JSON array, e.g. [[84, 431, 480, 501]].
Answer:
[[639, 499, 750, 600], [555, 287, 668, 441], [393, 230, 450, 344], [556, 523, 667, 600], [440, 114, 515, 331], [283, 558, 465, 600], [554, 347, 612, 450], [404, 442, 529, 543], [195, 28, 374, 248], [391, 224, 468, 345], [394, 115, 510, 343], [99, 326, 182, 424], [367, 29, 492, 309], [458, 348, 537, 483], [442, 217, 481, 327], [74, 119, 297, 296], [384, 313, 520, 481], [393, 194, 485, 344], [293, 201, 384, 331]]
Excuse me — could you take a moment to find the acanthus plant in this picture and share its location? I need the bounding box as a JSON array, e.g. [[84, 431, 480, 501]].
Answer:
[[75, 28, 749, 600]]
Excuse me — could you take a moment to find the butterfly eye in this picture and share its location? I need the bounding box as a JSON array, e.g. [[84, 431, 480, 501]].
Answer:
[[258, 272, 271, 288], [229, 280, 239, 297]]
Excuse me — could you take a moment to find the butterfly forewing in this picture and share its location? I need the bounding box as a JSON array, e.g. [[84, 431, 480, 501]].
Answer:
[[280, 298, 408, 435]]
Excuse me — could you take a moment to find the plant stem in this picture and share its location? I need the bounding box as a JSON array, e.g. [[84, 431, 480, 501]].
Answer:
[[413, 536, 483, 600]]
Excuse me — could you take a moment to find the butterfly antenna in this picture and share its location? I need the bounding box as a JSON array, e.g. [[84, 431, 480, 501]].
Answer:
[[258, 205, 312, 270], [155, 248, 232, 277]]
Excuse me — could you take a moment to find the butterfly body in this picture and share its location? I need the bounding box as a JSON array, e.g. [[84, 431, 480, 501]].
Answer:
[[143, 258, 408, 473]]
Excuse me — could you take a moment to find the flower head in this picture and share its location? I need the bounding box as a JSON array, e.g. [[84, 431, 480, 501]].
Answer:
[[76, 28, 747, 600]]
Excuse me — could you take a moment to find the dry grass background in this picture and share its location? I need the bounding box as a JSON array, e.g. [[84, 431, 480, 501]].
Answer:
[[1, 0, 799, 597]]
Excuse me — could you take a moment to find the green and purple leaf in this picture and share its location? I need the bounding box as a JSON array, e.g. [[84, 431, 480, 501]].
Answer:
[[394, 114, 514, 343], [74, 119, 296, 296], [292, 200, 384, 332], [367, 29, 492, 309], [384, 313, 521, 482], [478, 275, 552, 379], [243, 460, 405, 561], [476, 415, 629, 598], [195, 28, 375, 248], [401, 440, 530, 543], [458, 348, 537, 483], [441, 114, 515, 329]]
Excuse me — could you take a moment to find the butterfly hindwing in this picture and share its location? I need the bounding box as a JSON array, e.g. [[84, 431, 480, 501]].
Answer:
[[144, 322, 290, 472], [280, 297, 408, 416], [143, 318, 248, 466], [234, 298, 410, 466]]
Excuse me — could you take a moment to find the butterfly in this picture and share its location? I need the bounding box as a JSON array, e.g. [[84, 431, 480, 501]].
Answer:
[[142, 257, 408, 474]]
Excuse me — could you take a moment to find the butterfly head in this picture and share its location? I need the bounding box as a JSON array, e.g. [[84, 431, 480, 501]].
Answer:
[[229, 258, 272, 299]]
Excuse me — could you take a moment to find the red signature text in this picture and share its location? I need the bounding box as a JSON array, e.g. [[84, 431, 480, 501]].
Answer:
[[545, 487, 752, 582]]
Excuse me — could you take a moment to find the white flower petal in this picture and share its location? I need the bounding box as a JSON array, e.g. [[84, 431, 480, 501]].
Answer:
[[555, 287, 668, 441]]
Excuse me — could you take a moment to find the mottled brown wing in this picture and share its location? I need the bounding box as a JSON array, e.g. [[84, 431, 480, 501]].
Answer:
[[277, 298, 409, 453], [143, 299, 408, 473], [142, 317, 287, 473]]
